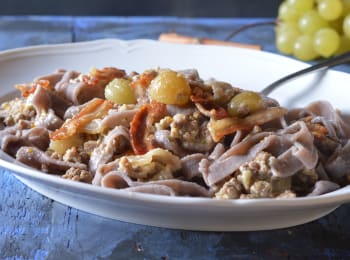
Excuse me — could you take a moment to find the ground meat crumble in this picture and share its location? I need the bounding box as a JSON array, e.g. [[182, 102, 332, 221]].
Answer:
[[170, 112, 215, 152], [62, 167, 93, 183], [215, 151, 298, 199]]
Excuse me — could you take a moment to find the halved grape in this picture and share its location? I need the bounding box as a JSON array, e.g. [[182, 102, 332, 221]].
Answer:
[[148, 70, 191, 106], [293, 35, 319, 61], [227, 91, 265, 117], [318, 0, 343, 21], [105, 78, 136, 104], [314, 28, 340, 57]]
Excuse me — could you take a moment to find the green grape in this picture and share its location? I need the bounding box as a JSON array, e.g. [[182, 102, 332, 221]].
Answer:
[[105, 78, 136, 104], [342, 0, 350, 15], [293, 35, 319, 61], [287, 0, 314, 12], [344, 14, 350, 38], [334, 35, 350, 55], [314, 28, 340, 57], [148, 70, 191, 106], [276, 0, 347, 61], [276, 24, 300, 54], [276, 21, 299, 33], [318, 0, 343, 21], [227, 91, 265, 117], [329, 17, 344, 33], [278, 1, 300, 22], [298, 10, 328, 35]]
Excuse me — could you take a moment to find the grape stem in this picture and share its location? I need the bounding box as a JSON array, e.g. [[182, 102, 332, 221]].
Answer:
[[224, 20, 277, 41]]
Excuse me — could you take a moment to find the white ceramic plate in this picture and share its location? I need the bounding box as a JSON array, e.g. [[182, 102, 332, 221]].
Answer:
[[1, 39, 350, 231]]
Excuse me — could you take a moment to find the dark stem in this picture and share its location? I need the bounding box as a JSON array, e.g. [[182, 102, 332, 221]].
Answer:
[[224, 20, 277, 41]]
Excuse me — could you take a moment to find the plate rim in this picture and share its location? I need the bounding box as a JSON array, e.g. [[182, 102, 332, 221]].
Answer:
[[0, 38, 313, 69]]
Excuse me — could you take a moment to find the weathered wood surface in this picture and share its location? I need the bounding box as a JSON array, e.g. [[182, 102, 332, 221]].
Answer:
[[0, 16, 350, 259]]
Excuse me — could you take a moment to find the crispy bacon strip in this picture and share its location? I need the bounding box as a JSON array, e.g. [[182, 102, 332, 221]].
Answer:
[[302, 116, 328, 139], [208, 107, 288, 142], [190, 85, 213, 104], [130, 70, 157, 89], [85, 67, 126, 86], [16, 79, 51, 97], [190, 86, 229, 120], [130, 105, 149, 154], [50, 98, 114, 140], [310, 123, 328, 138], [195, 103, 228, 120], [130, 102, 167, 155]]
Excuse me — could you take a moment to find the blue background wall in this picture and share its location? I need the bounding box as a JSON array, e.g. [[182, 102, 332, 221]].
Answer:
[[0, 0, 281, 17]]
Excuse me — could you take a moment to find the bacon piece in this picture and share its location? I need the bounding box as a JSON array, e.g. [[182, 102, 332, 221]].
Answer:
[[16, 79, 52, 97], [302, 116, 328, 139], [310, 123, 328, 138], [50, 98, 114, 140], [130, 105, 149, 155], [130, 70, 157, 89], [86, 67, 126, 86], [190, 85, 212, 104], [130, 102, 167, 155], [195, 103, 228, 120], [190, 84, 230, 120]]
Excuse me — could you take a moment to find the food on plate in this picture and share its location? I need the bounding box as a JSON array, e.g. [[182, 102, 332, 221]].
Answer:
[[0, 66, 349, 199]]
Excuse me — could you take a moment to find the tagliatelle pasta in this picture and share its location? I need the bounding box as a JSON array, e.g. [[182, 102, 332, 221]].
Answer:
[[1, 66, 349, 199]]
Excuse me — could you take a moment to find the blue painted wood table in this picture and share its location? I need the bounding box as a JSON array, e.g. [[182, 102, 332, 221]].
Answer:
[[1, 16, 350, 259]]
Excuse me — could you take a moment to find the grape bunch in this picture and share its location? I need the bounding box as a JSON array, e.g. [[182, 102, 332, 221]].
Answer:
[[276, 0, 350, 61]]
